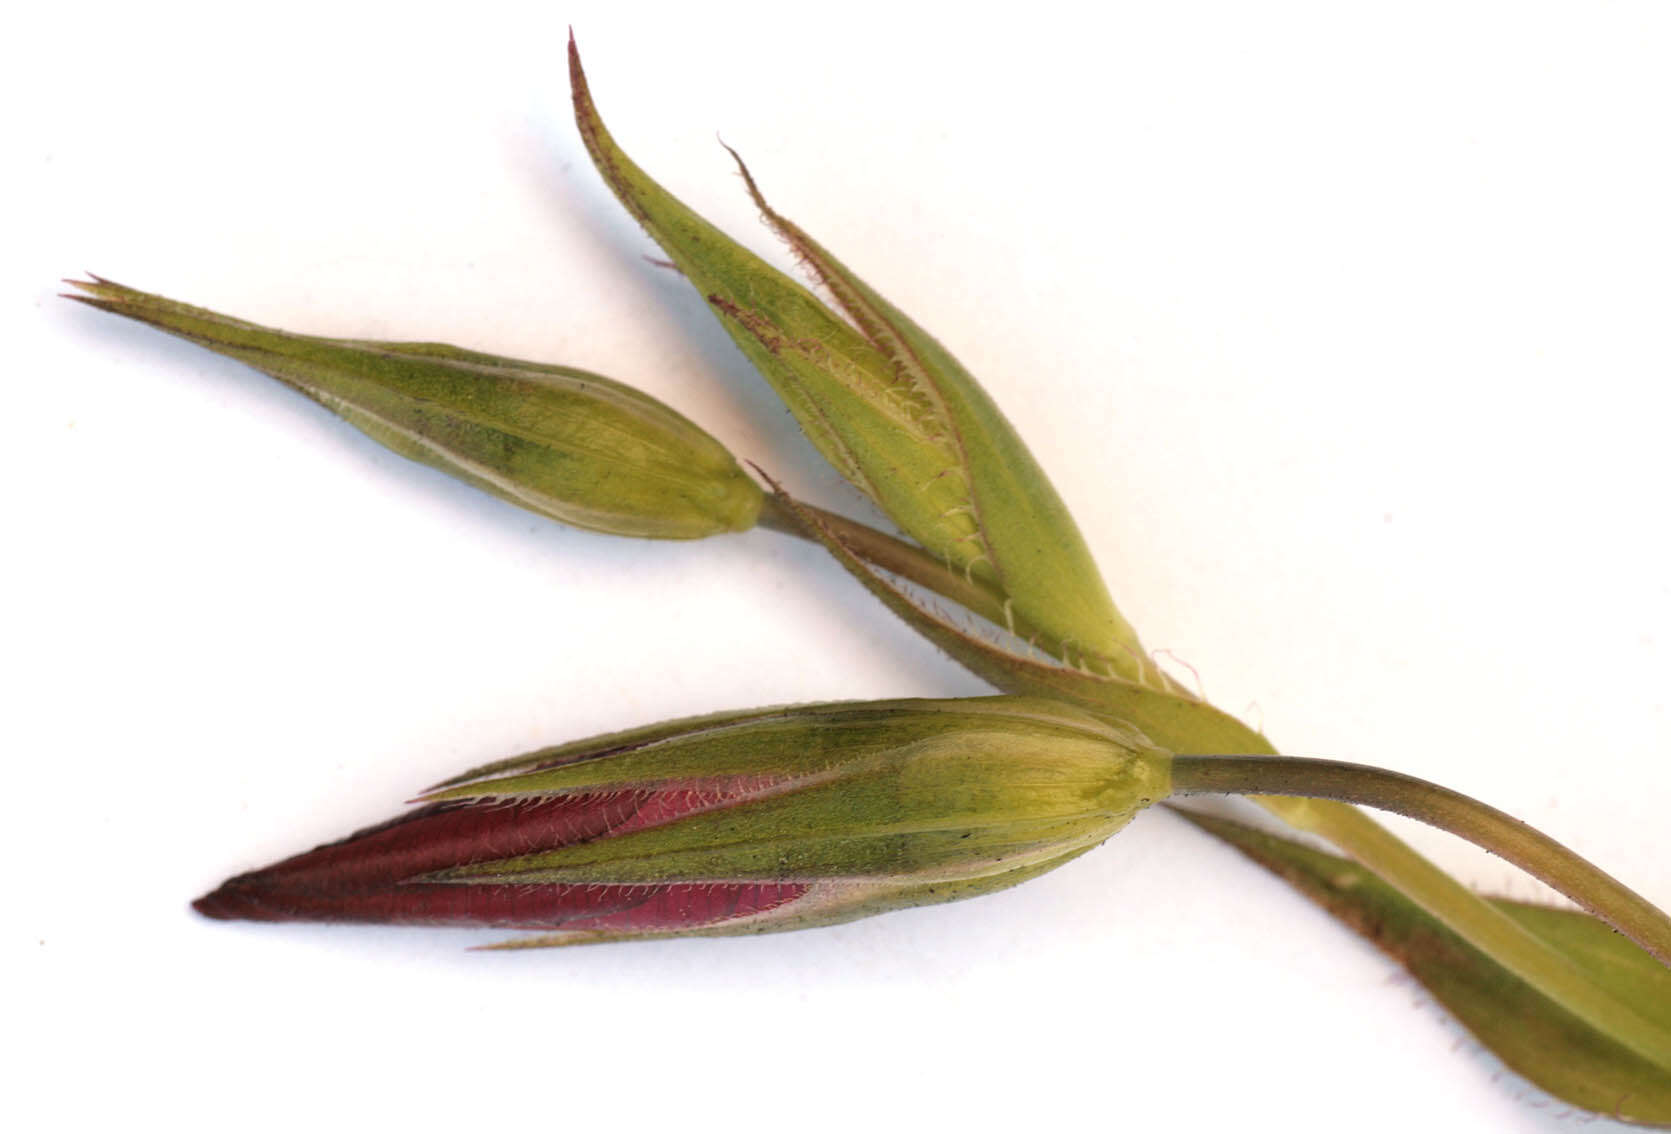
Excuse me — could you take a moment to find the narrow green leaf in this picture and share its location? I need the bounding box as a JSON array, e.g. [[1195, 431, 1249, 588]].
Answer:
[[68, 276, 761, 539], [568, 37, 1141, 675], [1177, 809, 1671, 1125]]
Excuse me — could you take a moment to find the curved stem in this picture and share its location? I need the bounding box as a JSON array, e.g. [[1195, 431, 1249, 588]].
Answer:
[[1173, 754, 1671, 971]]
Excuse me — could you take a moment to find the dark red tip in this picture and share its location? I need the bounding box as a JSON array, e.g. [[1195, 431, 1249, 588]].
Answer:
[[194, 873, 807, 934], [193, 791, 810, 935]]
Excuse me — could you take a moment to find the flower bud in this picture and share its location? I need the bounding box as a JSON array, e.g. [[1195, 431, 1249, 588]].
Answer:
[[66, 276, 761, 539], [567, 38, 1145, 674], [194, 697, 1171, 946]]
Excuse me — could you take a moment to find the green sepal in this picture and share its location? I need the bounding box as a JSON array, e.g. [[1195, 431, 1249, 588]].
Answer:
[[68, 276, 761, 539], [425, 695, 1147, 798], [421, 695, 1168, 886], [482, 844, 1098, 950]]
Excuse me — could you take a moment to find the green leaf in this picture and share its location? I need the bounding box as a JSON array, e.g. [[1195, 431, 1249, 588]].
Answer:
[[568, 36, 1141, 676], [1176, 809, 1671, 1125], [67, 276, 761, 539]]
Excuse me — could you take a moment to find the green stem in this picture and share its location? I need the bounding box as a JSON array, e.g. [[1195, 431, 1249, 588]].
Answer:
[[1173, 722, 1671, 1072], [1172, 755, 1671, 971]]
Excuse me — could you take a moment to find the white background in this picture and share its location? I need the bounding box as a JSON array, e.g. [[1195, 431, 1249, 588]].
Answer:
[[9, 2, 1670, 1130]]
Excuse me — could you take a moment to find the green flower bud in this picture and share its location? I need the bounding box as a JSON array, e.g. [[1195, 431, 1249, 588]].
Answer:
[[66, 276, 761, 539], [566, 37, 1145, 675], [194, 696, 1171, 947]]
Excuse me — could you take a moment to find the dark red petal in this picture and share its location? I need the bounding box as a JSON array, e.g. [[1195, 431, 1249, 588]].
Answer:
[[239, 794, 650, 892], [193, 785, 813, 933], [194, 878, 808, 931], [206, 777, 800, 896]]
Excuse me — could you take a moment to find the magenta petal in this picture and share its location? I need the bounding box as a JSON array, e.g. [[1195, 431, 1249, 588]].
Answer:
[[230, 794, 650, 891], [240, 777, 799, 894], [192, 791, 812, 932], [194, 878, 809, 931]]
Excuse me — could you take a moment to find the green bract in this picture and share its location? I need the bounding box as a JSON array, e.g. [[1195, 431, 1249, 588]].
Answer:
[[67, 277, 761, 539]]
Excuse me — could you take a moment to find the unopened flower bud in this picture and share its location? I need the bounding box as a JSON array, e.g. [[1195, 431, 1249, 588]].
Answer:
[[67, 276, 761, 539], [194, 697, 1170, 946]]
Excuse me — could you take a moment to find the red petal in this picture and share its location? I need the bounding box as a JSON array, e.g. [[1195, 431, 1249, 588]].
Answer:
[[193, 786, 812, 933], [194, 878, 808, 931], [240, 794, 648, 891]]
